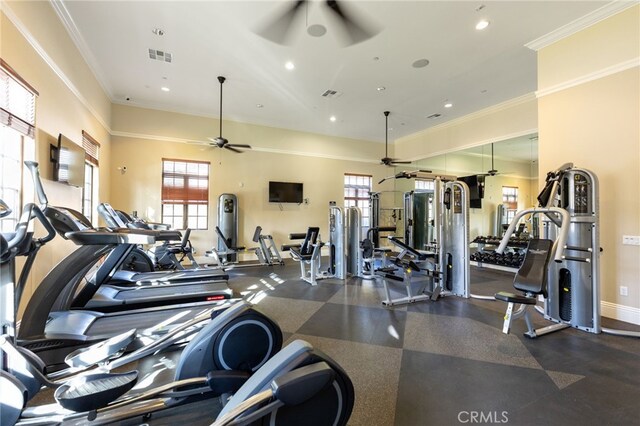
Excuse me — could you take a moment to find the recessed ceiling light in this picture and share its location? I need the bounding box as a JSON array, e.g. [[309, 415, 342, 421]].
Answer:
[[412, 59, 430, 68], [377, 86, 386, 91], [285, 61, 295, 70], [388, 127, 394, 131], [476, 20, 490, 30], [329, 116, 337, 122], [307, 24, 327, 37], [152, 28, 164, 36], [256, 104, 264, 108], [444, 102, 453, 108], [161, 87, 170, 92]]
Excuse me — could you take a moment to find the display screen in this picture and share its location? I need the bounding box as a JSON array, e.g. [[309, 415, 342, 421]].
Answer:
[[55, 134, 85, 187], [458, 175, 483, 209], [269, 181, 303, 203]]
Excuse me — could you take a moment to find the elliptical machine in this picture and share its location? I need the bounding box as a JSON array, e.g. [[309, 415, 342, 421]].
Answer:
[[0, 198, 354, 426]]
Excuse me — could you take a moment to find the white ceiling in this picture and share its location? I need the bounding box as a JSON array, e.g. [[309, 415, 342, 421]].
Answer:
[[59, 1, 607, 143]]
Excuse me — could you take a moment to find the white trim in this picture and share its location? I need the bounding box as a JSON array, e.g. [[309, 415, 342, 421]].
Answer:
[[1, 2, 112, 133], [526, 1, 638, 51], [536, 58, 640, 98], [49, 0, 114, 100], [601, 301, 640, 325], [111, 131, 380, 165]]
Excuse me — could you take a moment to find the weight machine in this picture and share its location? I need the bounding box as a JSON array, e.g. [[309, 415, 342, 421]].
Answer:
[[375, 172, 470, 306], [495, 163, 639, 338]]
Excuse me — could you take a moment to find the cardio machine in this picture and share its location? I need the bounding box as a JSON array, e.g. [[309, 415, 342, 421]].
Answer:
[[98, 202, 200, 270], [22, 162, 234, 314], [1, 203, 354, 426]]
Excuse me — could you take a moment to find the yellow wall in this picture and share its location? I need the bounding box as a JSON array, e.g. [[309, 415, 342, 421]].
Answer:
[[537, 5, 640, 311], [109, 107, 395, 257], [394, 95, 538, 161], [1, 2, 112, 312]]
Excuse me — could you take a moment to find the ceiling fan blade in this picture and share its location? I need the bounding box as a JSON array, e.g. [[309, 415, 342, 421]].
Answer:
[[227, 144, 252, 149], [224, 146, 243, 153], [325, 0, 380, 45], [186, 141, 209, 146], [391, 160, 412, 165], [256, 0, 306, 44]]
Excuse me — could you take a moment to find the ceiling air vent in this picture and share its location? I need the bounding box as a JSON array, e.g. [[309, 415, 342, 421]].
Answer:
[[148, 49, 172, 63], [427, 113, 442, 119], [321, 89, 342, 98]]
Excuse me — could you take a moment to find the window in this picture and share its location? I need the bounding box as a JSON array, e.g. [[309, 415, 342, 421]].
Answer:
[[81, 131, 100, 223], [161, 159, 210, 230], [502, 186, 519, 223], [83, 163, 94, 222], [415, 180, 435, 190], [0, 59, 37, 233], [344, 173, 372, 233]]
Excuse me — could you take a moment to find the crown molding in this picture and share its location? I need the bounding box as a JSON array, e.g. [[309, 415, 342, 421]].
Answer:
[[111, 130, 381, 165], [526, 1, 638, 51], [1, 1, 111, 133], [536, 57, 640, 98], [49, 0, 114, 100]]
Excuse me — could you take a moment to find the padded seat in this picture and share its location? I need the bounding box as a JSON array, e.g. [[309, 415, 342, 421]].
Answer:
[[495, 291, 537, 305], [513, 239, 553, 297], [289, 246, 314, 261]]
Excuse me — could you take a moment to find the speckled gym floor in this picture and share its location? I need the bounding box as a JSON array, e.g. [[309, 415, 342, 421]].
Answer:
[[222, 260, 640, 426]]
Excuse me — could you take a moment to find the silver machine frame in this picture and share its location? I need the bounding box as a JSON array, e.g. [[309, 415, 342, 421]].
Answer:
[[380, 174, 470, 306], [496, 164, 639, 338], [294, 205, 347, 285], [217, 193, 238, 262], [345, 206, 363, 278]]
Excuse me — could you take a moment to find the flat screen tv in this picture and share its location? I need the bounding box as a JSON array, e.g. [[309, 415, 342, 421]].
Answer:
[[55, 134, 85, 187], [269, 181, 303, 203], [458, 175, 483, 209]]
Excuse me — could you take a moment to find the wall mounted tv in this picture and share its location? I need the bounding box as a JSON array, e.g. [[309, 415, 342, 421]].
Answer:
[[269, 181, 303, 203], [458, 175, 483, 209], [53, 133, 85, 187]]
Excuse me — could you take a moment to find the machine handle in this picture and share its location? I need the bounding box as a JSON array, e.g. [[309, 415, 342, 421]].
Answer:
[[0, 199, 11, 218], [32, 204, 57, 244], [496, 207, 569, 263], [24, 161, 49, 208]]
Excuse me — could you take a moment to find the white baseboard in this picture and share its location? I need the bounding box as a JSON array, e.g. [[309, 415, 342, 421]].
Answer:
[[601, 301, 640, 325]]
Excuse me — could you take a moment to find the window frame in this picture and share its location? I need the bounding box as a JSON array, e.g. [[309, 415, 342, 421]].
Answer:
[[502, 186, 519, 223], [82, 162, 94, 223], [161, 158, 210, 230], [0, 59, 37, 232], [344, 173, 372, 234]]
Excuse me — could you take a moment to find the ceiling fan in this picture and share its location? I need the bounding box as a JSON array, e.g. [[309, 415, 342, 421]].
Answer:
[[479, 143, 510, 176], [256, 0, 379, 46], [380, 111, 411, 167], [206, 76, 251, 153]]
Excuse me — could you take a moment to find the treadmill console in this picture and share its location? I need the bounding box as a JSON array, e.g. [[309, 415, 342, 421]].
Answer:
[[45, 206, 93, 238]]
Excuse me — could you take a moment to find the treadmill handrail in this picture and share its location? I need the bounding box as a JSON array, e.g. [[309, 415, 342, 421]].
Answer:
[[65, 229, 158, 246], [496, 207, 569, 263]]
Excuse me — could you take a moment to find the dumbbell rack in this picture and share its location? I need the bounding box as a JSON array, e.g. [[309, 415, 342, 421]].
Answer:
[[470, 235, 528, 271]]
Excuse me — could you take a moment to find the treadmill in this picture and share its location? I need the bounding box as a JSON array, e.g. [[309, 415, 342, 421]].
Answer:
[[21, 152, 233, 313], [43, 204, 233, 312], [17, 214, 238, 368]]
